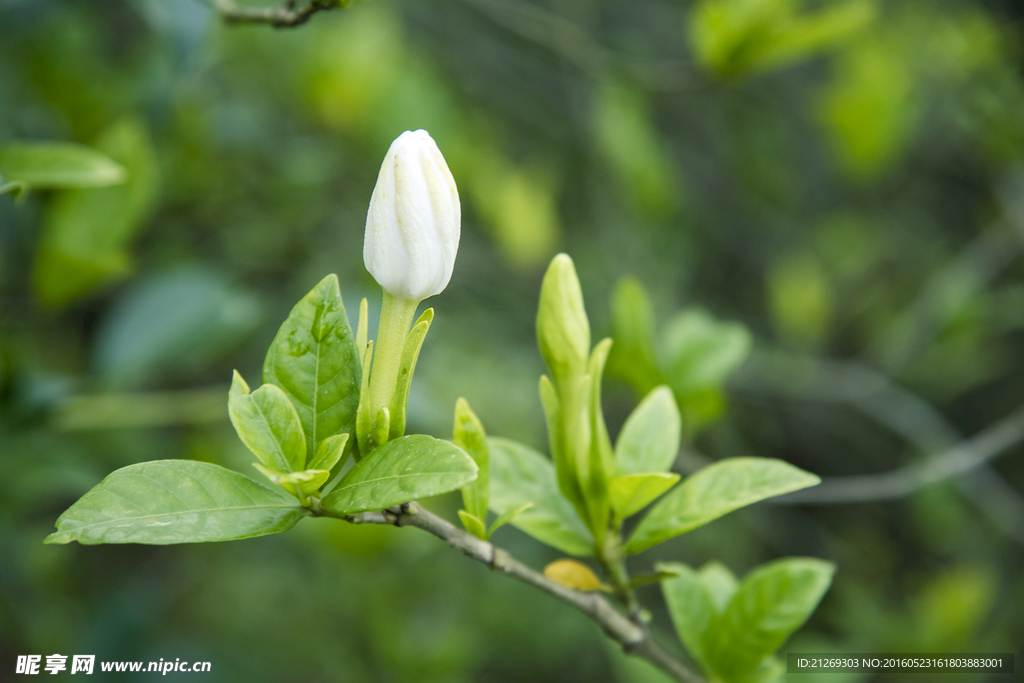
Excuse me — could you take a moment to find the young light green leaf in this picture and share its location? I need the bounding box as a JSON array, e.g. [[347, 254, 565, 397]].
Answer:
[[453, 397, 489, 524], [262, 274, 361, 465], [388, 308, 433, 440], [228, 371, 306, 473], [736, 658, 785, 683], [321, 435, 478, 515], [626, 457, 820, 554], [658, 561, 716, 672], [487, 502, 533, 537], [458, 510, 487, 540], [33, 119, 160, 308], [705, 558, 836, 681], [615, 386, 682, 474], [44, 460, 307, 545], [308, 433, 349, 472], [488, 437, 594, 556], [537, 254, 590, 388], [0, 141, 126, 190], [253, 464, 331, 498], [609, 472, 680, 520], [629, 567, 680, 589]]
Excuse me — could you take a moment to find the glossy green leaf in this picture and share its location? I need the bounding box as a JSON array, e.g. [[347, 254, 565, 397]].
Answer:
[[706, 558, 835, 680], [253, 463, 331, 498], [488, 437, 594, 556], [458, 510, 487, 539], [389, 308, 433, 440], [609, 472, 680, 520], [33, 118, 159, 308], [615, 386, 682, 474], [626, 458, 820, 553], [0, 141, 126, 190], [262, 274, 361, 465], [308, 433, 349, 472], [228, 371, 306, 473], [321, 435, 478, 515], [44, 460, 307, 545], [453, 397, 489, 524], [658, 562, 716, 672]]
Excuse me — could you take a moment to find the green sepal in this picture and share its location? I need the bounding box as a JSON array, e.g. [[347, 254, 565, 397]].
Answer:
[[581, 338, 614, 541], [458, 510, 488, 540], [253, 463, 331, 499], [371, 406, 390, 452], [609, 472, 680, 521], [354, 340, 374, 460], [389, 308, 433, 440], [355, 297, 368, 371], [453, 397, 489, 524], [308, 433, 349, 472], [487, 502, 533, 537], [540, 374, 587, 521], [228, 370, 306, 473]]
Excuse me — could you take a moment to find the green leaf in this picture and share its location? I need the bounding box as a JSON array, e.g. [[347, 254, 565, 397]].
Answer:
[[0, 141, 126, 190], [389, 308, 433, 440], [321, 435, 478, 515], [626, 458, 820, 554], [609, 472, 680, 520], [32, 119, 159, 308], [458, 510, 488, 539], [629, 567, 681, 589], [92, 267, 261, 388], [488, 437, 594, 556], [262, 274, 361, 467], [698, 561, 739, 613], [253, 464, 331, 498], [228, 371, 307, 473], [453, 397, 489, 523], [736, 658, 785, 683], [607, 277, 663, 395], [662, 310, 752, 395], [705, 558, 835, 680], [658, 562, 716, 672], [615, 386, 682, 474], [308, 433, 349, 472], [44, 460, 307, 545], [487, 502, 533, 537]]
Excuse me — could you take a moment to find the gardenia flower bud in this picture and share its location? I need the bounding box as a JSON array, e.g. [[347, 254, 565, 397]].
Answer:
[[363, 129, 461, 302]]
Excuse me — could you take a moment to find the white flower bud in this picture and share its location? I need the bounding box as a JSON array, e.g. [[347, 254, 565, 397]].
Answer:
[[363, 130, 461, 302]]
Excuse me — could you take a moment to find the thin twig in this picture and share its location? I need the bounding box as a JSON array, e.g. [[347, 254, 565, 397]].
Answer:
[[206, 0, 341, 28], [336, 503, 706, 683]]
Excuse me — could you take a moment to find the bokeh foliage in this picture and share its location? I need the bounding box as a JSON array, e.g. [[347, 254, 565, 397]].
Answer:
[[2, 0, 1023, 680]]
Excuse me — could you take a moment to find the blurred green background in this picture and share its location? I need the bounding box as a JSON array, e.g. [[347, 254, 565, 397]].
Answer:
[[2, 0, 1023, 680]]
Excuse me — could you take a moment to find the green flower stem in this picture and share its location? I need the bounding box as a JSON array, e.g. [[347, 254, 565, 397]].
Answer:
[[366, 292, 420, 444], [600, 531, 643, 621]]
